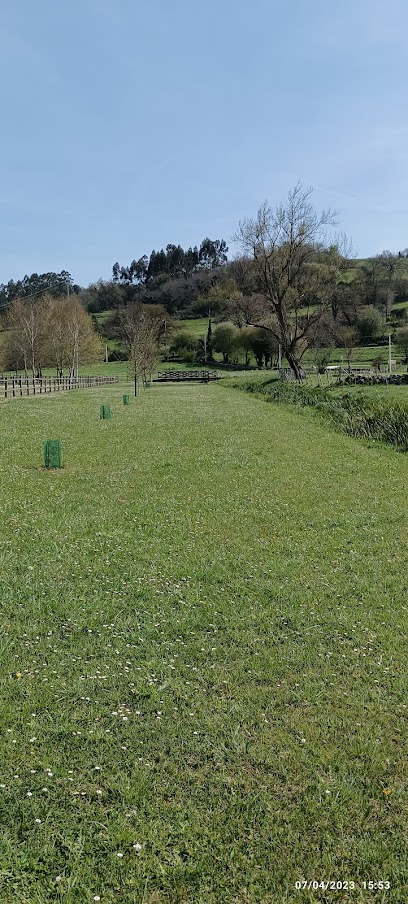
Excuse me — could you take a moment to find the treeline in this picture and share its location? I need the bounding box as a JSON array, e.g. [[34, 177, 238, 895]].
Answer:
[[3, 188, 408, 377], [83, 238, 229, 315], [0, 271, 81, 305], [84, 244, 408, 346]]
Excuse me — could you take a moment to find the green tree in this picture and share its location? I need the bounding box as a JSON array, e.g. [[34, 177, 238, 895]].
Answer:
[[0, 271, 78, 306], [248, 329, 279, 368], [235, 326, 254, 366], [356, 307, 384, 343], [206, 316, 213, 361], [198, 238, 228, 269], [169, 332, 198, 362], [212, 323, 238, 364]]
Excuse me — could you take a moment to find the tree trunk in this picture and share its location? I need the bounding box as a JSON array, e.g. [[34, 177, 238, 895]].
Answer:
[[285, 348, 305, 380]]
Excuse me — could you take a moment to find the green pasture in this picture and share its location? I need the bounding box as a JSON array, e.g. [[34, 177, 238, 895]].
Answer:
[[329, 382, 408, 403], [173, 318, 209, 338], [0, 383, 407, 902]]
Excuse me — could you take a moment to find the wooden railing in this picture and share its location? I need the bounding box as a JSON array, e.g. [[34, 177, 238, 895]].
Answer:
[[0, 375, 118, 400], [156, 370, 219, 382]]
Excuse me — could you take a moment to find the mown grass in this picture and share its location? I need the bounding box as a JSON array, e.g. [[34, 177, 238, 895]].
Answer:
[[227, 376, 408, 452], [0, 384, 407, 902]]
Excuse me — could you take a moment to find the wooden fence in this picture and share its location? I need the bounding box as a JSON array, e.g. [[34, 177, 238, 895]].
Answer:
[[156, 370, 219, 382], [0, 375, 118, 401]]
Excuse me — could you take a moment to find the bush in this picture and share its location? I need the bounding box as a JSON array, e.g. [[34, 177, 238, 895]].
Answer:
[[168, 332, 199, 362]]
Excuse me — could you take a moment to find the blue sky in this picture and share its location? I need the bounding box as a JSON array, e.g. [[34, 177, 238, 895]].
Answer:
[[1, 0, 408, 286]]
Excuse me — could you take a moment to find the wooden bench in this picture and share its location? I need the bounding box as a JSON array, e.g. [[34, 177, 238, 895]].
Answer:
[[156, 371, 219, 382]]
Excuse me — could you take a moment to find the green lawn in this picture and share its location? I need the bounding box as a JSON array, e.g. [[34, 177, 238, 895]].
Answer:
[[0, 383, 407, 902]]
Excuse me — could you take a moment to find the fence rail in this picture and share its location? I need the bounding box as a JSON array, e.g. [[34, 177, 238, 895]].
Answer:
[[0, 375, 118, 401], [156, 370, 219, 382]]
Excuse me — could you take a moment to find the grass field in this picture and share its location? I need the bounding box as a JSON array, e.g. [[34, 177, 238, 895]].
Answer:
[[172, 319, 209, 338], [0, 383, 407, 902]]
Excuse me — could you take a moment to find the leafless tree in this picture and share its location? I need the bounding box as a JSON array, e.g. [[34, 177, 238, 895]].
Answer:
[[377, 250, 401, 283], [5, 297, 49, 376], [120, 303, 162, 383], [336, 325, 359, 372], [42, 296, 103, 377], [233, 182, 342, 379], [2, 295, 103, 377]]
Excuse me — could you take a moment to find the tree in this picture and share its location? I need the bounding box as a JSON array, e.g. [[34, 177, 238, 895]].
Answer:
[[329, 280, 363, 324], [84, 280, 125, 313], [336, 325, 358, 372], [377, 250, 401, 284], [1, 295, 103, 376], [4, 297, 49, 376], [112, 237, 228, 295], [112, 257, 148, 285], [198, 238, 228, 269], [169, 331, 198, 362], [233, 183, 341, 379], [356, 307, 384, 343], [120, 303, 162, 382], [248, 328, 279, 368], [206, 315, 213, 361], [38, 296, 103, 376], [212, 323, 238, 364], [395, 326, 408, 364], [0, 271, 78, 307]]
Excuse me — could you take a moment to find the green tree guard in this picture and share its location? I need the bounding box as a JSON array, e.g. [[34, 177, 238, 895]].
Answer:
[[43, 440, 62, 469], [100, 405, 112, 419], [123, 394, 130, 405]]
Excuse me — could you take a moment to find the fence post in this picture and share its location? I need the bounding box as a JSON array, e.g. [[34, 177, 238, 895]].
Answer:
[[4, 378, 7, 399]]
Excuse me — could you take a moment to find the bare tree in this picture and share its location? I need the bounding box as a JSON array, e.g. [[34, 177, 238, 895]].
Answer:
[[233, 183, 341, 379], [377, 250, 401, 283], [120, 303, 162, 383], [5, 297, 49, 376], [336, 325, 358, 372], [41, 296, 104, 376]]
